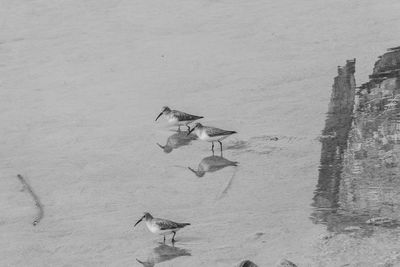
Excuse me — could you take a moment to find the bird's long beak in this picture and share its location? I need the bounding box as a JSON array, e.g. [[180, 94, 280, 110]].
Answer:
[[187, 127, 195, 136], [155, 112, 163, 121], [134, 216, 144, 227]]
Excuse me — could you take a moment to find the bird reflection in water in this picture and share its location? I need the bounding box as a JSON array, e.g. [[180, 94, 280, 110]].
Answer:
[[188, 155, 238, 177], [157, 131, 197, 153], [136, 243, 191, 267]]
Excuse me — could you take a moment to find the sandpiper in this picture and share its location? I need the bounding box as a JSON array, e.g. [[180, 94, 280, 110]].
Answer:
[[134, 212, 190, 243], [155, 106, 203, 131], [187, 122, 237, 153]]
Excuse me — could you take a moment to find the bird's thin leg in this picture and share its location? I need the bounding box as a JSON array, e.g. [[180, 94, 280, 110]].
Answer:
[[172, 231, 176, 243], [218, 141, 223, 155], [186, 124, 191, 132], [178, 126, 181, 132], [163, 235, 166, 243], [211, 142, 215, 155]]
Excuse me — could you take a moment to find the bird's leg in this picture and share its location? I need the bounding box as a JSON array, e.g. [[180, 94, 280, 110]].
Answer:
[[186, 124, 191, 132], [211, 142, 214, 154], [172, 231, 176, 243], [178, 126, 181, 132], [163, 235, 166, 243], [218, 141, 223, 155]]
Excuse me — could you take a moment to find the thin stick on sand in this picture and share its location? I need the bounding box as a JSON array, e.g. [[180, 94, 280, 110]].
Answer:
[[17, 174, 44, 226]]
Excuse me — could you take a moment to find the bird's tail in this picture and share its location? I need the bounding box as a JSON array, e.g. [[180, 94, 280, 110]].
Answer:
[[179, 223, 191, 227], [223, 130, 237, 135]]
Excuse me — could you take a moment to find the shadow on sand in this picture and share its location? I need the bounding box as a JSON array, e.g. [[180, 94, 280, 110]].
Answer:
[[157, 130, 197, 153], [188, 155, 238, 177], [136, 243, 191, 267]]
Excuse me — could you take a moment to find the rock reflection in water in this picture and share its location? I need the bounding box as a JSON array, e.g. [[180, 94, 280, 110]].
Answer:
[[136, 243, 191, 267], [311, 60, 357, 232], [157, 131, 197, 153], [312, 50, 400, 233], [188, 155, 238, 177]]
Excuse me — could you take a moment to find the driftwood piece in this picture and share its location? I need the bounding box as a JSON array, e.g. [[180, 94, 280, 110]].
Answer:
[[17, 174, 44, 226]]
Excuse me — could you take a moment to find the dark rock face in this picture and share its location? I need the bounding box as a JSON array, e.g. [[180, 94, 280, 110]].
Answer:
[[312, 47, 400, 234], [373, 47, 400, 74]]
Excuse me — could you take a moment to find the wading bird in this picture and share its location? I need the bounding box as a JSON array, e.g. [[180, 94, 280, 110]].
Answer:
[[134, 212, 190, 243], [187, 123, 237, 154], [155, 106, 203, 131]]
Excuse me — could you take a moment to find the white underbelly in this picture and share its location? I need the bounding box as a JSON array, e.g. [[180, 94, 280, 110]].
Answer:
[[147, 223, 180, 236], [167, 117, 179, 126], [157, 229, 177, 236], [199, 133, 228, 142], [167, 117, 189, 126]]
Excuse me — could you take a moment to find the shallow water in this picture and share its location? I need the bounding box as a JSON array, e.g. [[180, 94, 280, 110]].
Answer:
[[1, 0, 400, 266]]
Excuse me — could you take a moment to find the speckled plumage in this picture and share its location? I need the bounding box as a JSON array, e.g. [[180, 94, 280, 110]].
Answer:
[[169, 109, 203, 123], [155, 106, 203, 131], [201, 125, 237, 138], [134, 212, 190, 243]]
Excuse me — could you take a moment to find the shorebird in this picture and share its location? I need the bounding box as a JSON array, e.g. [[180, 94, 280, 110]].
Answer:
[[155, 106, 203, 131], [134, 212, 190, 243], [188, 155, 238, 177], [187, 123, 237, 153]]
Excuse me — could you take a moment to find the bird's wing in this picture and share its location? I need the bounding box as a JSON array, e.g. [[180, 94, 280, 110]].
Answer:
[[172, 110, 203, 122], [155, 218, 190, 230], [205, 126, 237, 137], [155, 219, 182, 230]]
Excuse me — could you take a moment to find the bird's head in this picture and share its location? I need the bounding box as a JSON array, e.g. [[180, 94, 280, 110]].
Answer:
[[187, 122, 202, 135], [134, 212, 153, 227], [155, 106, 171, 121]]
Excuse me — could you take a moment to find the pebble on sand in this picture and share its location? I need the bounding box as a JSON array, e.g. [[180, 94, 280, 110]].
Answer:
[[237, 260, 258, 267]]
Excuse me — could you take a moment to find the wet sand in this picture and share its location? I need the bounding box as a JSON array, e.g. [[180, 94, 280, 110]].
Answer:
[[1, 1, 400, 266]]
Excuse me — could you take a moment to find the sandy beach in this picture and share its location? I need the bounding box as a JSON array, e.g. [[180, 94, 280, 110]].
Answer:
[[1, 0, 400, 266]]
